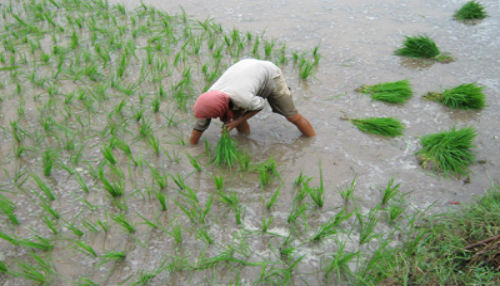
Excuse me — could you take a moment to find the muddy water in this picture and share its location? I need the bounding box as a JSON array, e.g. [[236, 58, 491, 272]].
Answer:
[[113, 0, 500, 209], [0, 0, 498, 285]]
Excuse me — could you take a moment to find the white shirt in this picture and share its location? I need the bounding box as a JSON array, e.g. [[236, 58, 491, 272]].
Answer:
[[209, 59, 281, 111]]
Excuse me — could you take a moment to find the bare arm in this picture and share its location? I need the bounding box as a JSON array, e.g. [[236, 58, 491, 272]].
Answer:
[[224, 110, 261, 132]]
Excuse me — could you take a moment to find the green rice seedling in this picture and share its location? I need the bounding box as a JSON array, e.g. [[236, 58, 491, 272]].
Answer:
[[152, 95, 160, 113], [350, 117, 404, 137], [42, 215, 58, 234], [167, 224, 183, 244], [311, 209, 352, 241], [39, 199, 60, 219], [157, 191, 167, 211], [266, 184, 282, 210], [136, 211, 158, 229], [102, 145, 117, 165], [75, 173, 90, 194], [148, 134, 160, 156], [19, 234, 53, 251], [287, 204, 307, 224], [357, 80, 412, 104], [380, 178, 401, 206], [424, 83, 486, 109], [82, 219, 99, 233], [186, 153, 202, 172], [324, 240, 358, 282], [32, 174, 55, 201], [101, 251, 126, 262], [42, 150, 55, 176], [356, 207, 380, 245], [65, 219, 84, 237], [454, 1, 487, 21], [97, 219, 110, 233], [0, 194, 18, 225], [264, 39, 274, 59], [74, 239, 98, 257], [1, 260, 7, 273], [299, 58, 314, 80], [308, 162, 325, 208], [416, 127, 476, 176], [214, 128, 239, 168], [395, 35, 453, 63], [387, 195, 405, 225], [261, 216, 273, 233], [0, 230, 19, 245], [99, 172, 124, 197], [113, 213, 136, 234], [237, 151, 250, 171], [340, 178, 356, 204], [197, 228, 213, 245], [17, 261, 48, 284], [213, 174, 224, 192], [259, 156, 279, 188]]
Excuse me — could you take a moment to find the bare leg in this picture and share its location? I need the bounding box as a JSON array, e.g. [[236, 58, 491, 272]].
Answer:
[[286, 113, 316, 137], [236, 119, 250, 134]]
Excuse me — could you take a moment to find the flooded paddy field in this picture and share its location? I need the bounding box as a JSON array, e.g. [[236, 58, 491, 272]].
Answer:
[[0, 0, 499, 285]]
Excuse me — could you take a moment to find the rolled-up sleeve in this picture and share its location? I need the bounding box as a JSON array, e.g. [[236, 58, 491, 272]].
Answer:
[[193, 118, 211, 132]]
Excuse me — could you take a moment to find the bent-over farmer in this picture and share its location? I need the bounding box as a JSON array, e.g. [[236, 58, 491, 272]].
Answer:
[[189, 58, 316, 144]]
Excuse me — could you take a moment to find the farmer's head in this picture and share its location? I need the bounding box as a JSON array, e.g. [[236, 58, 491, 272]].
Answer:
[[193, 91, 233, 122]]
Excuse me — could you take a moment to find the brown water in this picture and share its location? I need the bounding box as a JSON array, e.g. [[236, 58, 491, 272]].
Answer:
[[0, 0, 499, 285]]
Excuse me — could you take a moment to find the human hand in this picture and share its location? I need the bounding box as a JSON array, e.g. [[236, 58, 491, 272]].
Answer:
[[223, 121, 239, 132]]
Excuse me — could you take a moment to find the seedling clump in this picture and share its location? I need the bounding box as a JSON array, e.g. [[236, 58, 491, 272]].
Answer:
[[424, 83, 486, 110], [214, 128, 239, 168], [416, 127, 476, 176], [454, 1, 487, 22], [350, 117, 404, 138], [395, 35, 453, 63], [358, 80, 412, 104]]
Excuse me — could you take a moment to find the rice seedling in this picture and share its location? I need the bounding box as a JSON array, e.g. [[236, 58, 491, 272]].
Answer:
[[65, 219, 84, 237], [416, 127, 476, 176], [18, 234, 53, 251], [424, 83, 486, 109], [42, 215, 59, 234], [266, 184, 282, 210], [157, 191, 167, 211], [136, 211, 158, 229], [74, 239, 98, 257], [395, 35, 453, 63], [39, 199, 60, 219], [101, 250, 126, 261], [32, 174, 55, 201], [311, 209, 352, 241], [380, 178, 401, 206], [350, 117, 404, 137], [0, 230, 19, 245], [214, 128, 239, 168], [298, 58, 314, 80], [186, 153, 202, 172], [42, 149, 56, 176], [167, 224, 183, 244], [261, 216, 273, 233], [308, 162, 325, 208], [113, 213, 136, 234], [259, 156, 279, 189], [324, 240, 358, 282], [0, 260, 7, 274], [339, 178, 356, 204], [356, 207, 380, 245], [357, 80, 412, 104], [287, 204, 307, 224], [16, 257, 51, 284], [213, 174, 224, 191], [0, 193, 18, 225], [102, 145, 117, 165], [387, 195, 405, 225], [99, 172, 124, 197], [454, 1, 487, 21]]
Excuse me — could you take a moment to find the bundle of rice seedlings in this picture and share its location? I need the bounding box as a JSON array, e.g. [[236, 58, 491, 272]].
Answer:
[[454, 1, 488, 21], [424, 83, 486, 109], [358, 80, 412, 104], [214, 128, 239, 168], [350, 117, 404, 137], [395, 35, 453, 63], [416, 127, 476, 176]]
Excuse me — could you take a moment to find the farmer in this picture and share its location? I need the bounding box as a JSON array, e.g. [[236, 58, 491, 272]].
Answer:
[[189, 58, 316, 144]]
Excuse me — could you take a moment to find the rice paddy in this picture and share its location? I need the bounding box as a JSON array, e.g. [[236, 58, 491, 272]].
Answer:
[[424, 83, 486, 109], [0, 0, 497, 285]]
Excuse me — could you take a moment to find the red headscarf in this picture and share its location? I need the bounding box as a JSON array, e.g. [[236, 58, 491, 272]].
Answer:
[[193, 90, 233, 122]]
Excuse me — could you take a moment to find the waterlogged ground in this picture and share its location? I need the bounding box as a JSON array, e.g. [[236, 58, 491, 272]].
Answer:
[[0, 0, 499, 285]]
